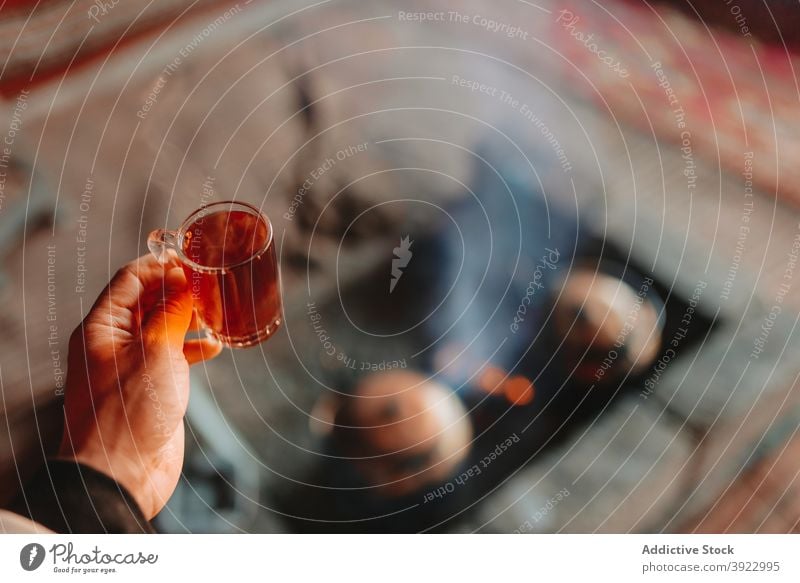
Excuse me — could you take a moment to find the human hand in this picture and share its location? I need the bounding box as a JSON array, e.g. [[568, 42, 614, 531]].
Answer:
[[58, 254, 222, 519]]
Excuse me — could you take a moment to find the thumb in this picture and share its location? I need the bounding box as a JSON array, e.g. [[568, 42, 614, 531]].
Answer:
[[143, 266, 193, 347]]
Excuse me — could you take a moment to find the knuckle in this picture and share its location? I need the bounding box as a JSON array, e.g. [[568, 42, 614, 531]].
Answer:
[[111, 264, 137, 288], [114, 264, 133, 280]]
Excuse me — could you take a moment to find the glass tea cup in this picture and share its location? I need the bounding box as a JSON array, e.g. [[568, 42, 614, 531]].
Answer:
[[148, 201, 282, 348]]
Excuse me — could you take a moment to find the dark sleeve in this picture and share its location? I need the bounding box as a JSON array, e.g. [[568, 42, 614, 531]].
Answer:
[[10, 459, 155, 534]]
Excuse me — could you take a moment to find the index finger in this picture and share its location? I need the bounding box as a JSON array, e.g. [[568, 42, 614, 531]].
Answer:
[[90, 254, 183, 315]]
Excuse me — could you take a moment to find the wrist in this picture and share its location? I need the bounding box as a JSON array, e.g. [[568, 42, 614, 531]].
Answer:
[[16, 459, 154, 533], [55, 447, 157, 519]]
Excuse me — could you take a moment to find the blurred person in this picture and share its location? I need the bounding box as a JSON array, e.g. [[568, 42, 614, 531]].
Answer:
[[553, 266, 664, 387], [4, 255, 222, 533], [290, 370, 473, 532], [332, 370, 473, 498]]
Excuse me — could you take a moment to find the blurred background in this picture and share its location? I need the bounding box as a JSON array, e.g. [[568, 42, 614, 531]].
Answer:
[[1, 0, 799, 533]]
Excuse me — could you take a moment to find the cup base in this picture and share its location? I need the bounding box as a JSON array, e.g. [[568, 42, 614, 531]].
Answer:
[[210, 317, 282, 348]]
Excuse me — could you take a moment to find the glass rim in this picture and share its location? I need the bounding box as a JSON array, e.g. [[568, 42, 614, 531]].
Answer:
[[176, 200, 274, 273]]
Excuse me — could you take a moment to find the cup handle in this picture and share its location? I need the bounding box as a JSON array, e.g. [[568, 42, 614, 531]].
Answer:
[[147, 229, 180, 264]]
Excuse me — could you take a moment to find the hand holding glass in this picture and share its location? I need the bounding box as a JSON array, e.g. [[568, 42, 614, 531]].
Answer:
[[148, 201, 282, 348]]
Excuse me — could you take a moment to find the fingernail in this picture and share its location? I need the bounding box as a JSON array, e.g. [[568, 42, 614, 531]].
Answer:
[[164, 266, 187, 290]]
